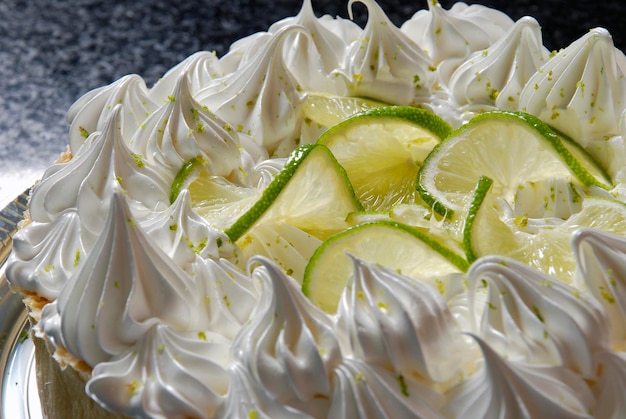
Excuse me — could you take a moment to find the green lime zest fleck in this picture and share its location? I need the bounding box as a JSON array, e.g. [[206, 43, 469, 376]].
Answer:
[[74, 249, 81, 267], [130, 152, 145, 168], [79, 126, 90, 138], [532, 305, 545, 323], [397, 374, 409, 397]]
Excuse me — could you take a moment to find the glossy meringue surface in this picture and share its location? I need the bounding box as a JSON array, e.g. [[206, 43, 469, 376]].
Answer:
[[6, 0, 626, 417]]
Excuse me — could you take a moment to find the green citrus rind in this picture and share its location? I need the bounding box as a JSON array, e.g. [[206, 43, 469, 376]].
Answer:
[[224, 143, 362, 242], [463, 176, 494, 264], [418, 110, 612, 218], [170, 156, 204, 204], [302, 220, 469, 313], [317, 106, 451, 211], [318, 105, 452, 146]]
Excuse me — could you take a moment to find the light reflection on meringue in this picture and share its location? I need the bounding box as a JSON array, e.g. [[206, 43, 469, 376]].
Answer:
[[519, 28, 626, 150], [7, 0, 626, 417], [232, 256, 341, 418], [333, 0, 435, 105], [87, 324, 230, 418]]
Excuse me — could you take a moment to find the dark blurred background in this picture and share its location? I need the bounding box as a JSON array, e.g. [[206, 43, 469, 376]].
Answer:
[[0, 0, 624, 204]]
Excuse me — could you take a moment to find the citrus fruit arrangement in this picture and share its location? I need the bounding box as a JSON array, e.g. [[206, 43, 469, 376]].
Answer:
[[171, 98, 620, 313]]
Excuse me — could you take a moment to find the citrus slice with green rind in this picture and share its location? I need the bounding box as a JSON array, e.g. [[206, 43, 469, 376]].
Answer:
[[225, 143, 362, 242], [223, 143, 362, 281], [170, 157, 261, 230], [465, 176, 626, 283], [318, 106, 452, 211], [302, 92, 387, 129], [418, 110, 613, 218], [187, 173, 262, 230], [303, 220, 468, 313]]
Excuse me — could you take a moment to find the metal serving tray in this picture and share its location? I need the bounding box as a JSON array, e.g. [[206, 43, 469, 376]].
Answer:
[[0, 190, 43, 418]]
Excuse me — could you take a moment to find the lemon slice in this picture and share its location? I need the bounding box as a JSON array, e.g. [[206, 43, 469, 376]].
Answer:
[[465, 176, 626, 283], [418, 110, 612, 218], [318, 106, 452, 211], [303, 220, 468, 313], [302, 92, 386, 129]]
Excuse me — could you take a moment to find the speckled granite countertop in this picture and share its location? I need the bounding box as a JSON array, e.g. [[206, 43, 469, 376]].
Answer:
[[0, 0, 623, 207]]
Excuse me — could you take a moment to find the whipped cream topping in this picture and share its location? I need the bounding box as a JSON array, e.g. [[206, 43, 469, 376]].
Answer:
[[130, 73, 242, 181], [195, 26, 308, 155], [6, 0, 626, 417], [401, 1, 513, 82], [468, 256, 610, 377], [42, 191, 203, 366], [87, 324, 231, 418], [7, 210, 84, 299], [269, 0, 351, 95], [149, 51, 224, 104], [329, 358, 443, 418], [29, 105, 170, 247], [444, 334, 595, 418], [572, 229, 626, 350]]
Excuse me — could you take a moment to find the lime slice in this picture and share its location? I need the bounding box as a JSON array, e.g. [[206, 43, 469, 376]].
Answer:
[[418, 110, 613, 218], [224, 144, 362, 280], [187, 173, 261, 230], [318, 106, 452, 211], [170, 157, 260, 230], [226, 143, 361, 242], [346, 203, 466, 259], [302, 92, 386, 129], [303, 220, 468, 313], [465, 176, 626, 283]]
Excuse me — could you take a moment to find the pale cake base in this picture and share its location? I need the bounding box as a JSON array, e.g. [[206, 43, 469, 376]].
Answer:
[[32, 330, 127, 419]]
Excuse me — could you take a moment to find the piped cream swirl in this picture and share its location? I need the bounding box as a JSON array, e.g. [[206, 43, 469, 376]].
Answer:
[[29, 105, 170, 247], [468, 256, 610, 377], [196, 26, 308, 154], [333, 0, 435, 105], [572, 229, 626, 350], [519, 28, 626, 148], [130, 72, 242, 181], [7, 210, 85, 299], [66, 74, 157, 154], [443, 334, 595, 418], [44, 191, 204, 366], [86, 324, 231, 418], [449, 16, 549, 112], [231, 256, 341, 417], [336, 257, 470, 386]]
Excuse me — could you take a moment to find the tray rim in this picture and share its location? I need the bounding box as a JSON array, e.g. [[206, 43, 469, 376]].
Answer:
[[0, 189, 42, 419]]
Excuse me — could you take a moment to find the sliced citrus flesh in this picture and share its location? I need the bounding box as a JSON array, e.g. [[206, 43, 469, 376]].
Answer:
[[302, 92, 386, 129], [465, 176, 626, 283], [318, 106, 452, 211], [225, 143, 362, 281], [418, 110, 612, 218], [303, 220, 468, 313], [170, 157, 261, 230]]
